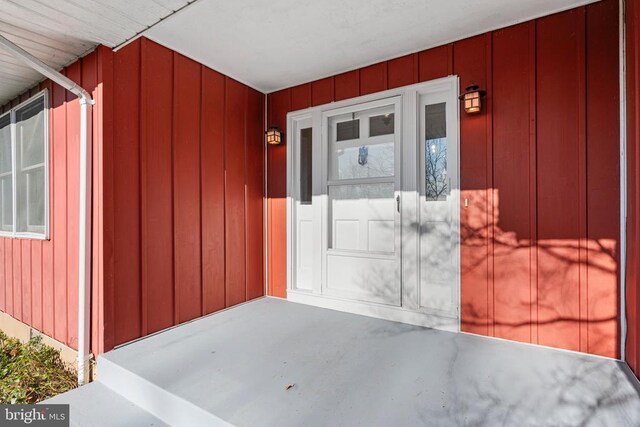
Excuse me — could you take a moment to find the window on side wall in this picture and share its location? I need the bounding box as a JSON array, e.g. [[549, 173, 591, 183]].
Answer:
[[0, 91, 48, 239]]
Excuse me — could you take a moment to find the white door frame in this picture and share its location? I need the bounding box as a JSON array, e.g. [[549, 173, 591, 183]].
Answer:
[[286, 76, 460, 332]]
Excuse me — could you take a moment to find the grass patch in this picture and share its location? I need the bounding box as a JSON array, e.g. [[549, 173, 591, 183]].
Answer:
[[0, 331, 76, 403]]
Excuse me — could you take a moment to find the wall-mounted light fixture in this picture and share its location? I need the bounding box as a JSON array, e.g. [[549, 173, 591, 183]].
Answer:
[[459, 84, 486, 114], [266, 126, 283, 145]]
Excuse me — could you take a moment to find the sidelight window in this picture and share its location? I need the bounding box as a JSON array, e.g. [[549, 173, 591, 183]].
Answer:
[[424, 102, 448, 201]]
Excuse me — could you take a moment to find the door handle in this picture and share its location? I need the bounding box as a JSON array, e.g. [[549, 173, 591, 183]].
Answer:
[[396, 195, 400, 212]]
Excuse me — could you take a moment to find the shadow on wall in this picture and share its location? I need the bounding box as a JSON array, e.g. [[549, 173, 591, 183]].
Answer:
[[460, 189, 618, 357], [307, 184, 618, 357]]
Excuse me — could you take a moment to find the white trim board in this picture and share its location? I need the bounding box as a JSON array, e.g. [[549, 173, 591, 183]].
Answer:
[[288, 291, 459, 333]]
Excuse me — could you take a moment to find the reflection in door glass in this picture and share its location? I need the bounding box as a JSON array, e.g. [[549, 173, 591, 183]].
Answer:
[[336, 119, 360, 141], [369, 113, 394, 137], [334, 143, 394, 180], [425, 103, 448, 201]]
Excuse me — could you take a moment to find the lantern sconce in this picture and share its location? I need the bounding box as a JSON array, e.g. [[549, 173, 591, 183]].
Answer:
[[459, 84, 486, 114], [266, 126, 283, 145]]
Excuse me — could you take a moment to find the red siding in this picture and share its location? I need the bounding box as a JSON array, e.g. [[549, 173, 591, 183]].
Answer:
[[92, 45, 115, 354], [52, 78, 67, 344], [266, 89, 290, 298], [491, 22, 534, 344], [360, 63, 387, 95], [173, 54, 202, 323], [418, 45, 453, 82], [40, 79, 55, 341], [201, 68, 226, 315], [536, 9, 584, 352], [387, 54, 418, 89], [627, 0, 640, 375], [0, 38, 265, 354], [586, 0, 620, 360], [0, 48, 113, 352], [111, 38, 265, 347], [267, 1, 620, 358], [311, 78, 334, 107], [334, 71, 360, 101], [246, 88, 265, 301], [113, 39, 141, 345], [455, 34, 492, 337], [224, 78, 248, 307], [141, 39, 175, 335], [290, 84, 311, 111]]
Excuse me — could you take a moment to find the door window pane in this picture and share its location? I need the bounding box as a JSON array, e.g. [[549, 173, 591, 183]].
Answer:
[[425, 103, 448, 201], [336, 119, 359, 141], [332, 143, 395, 180], [369, 113, 394, 137], [299, 127, 312, 204]]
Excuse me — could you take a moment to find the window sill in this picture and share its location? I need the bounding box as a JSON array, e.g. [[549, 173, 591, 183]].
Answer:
[[0, 232, 49, 241]]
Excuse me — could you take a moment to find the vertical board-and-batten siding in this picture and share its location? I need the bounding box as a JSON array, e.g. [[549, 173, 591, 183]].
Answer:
[[0, 38, 265, 353], [112, 38, 265, 347], [0, 47, 111, 352], [267, 0, 620, 358], [626, 0, 640, 376]]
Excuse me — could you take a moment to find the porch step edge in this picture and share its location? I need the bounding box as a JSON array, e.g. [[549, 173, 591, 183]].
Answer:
[[97, 356, 231, 427]]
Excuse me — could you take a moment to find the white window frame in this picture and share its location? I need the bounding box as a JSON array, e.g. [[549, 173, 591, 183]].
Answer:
[[0, 112, 12, 233], [0, 90, 49, 240]]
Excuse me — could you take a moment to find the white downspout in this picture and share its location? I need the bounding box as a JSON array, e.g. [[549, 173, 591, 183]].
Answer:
[[0, 34, 94, 385]]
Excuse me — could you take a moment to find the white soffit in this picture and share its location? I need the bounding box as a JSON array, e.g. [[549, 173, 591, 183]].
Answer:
[[0, 0, 195, 105], [144, 0, 601, 93]]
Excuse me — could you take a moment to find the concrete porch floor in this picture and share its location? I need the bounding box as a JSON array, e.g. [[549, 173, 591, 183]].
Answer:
[[48, 297, 640, 426]]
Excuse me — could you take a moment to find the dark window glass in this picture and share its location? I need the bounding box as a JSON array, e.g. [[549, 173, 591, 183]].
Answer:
[[426, 103, 446, 140], [336, 119, 359, 141], [369, 113, 394, 137], [300, 127, 312, 204]]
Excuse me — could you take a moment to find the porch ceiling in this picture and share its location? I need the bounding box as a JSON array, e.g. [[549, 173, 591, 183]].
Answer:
[[143, 0, 601, 93], [0, 0, 196, 105], [0, 0, 602, 105]]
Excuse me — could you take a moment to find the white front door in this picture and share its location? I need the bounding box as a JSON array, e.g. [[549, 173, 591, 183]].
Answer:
[[322, 97, 402, 306], [287, 77, 459, 331]]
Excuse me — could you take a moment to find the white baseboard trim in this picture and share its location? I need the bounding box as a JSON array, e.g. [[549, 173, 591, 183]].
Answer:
[[287, 291, 459, 333]]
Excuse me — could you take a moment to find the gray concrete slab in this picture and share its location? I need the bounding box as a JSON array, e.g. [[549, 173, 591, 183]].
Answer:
[[98, 297, 640, 426], [44, 381, 167, 427]]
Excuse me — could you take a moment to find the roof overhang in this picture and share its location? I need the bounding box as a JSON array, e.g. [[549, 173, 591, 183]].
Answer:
[[0, 0, 195, 105]]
